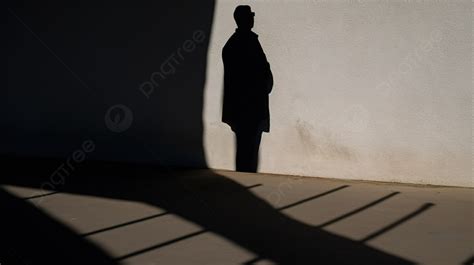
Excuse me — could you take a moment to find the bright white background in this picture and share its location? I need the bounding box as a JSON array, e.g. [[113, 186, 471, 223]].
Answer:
[[203, 0, 472, 187]]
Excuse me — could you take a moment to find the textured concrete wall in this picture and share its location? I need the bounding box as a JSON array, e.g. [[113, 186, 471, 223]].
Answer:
[[203, 1, 472, 187]]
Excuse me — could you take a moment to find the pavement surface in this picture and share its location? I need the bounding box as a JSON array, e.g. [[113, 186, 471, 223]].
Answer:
[[1, 159, 473, 265]]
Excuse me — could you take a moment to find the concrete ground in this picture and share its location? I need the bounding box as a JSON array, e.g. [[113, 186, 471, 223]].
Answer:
[[1, 160, 473, 265]]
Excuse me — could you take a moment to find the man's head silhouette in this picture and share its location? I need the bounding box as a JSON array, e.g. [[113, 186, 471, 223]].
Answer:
[[234, 5, 254, 30]]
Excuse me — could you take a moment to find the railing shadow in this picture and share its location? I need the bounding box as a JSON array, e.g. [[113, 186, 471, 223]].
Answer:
[[1, 157, 418, 264]]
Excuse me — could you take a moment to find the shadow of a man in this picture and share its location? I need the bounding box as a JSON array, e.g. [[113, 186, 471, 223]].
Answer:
[[222, 5, 273, 173]]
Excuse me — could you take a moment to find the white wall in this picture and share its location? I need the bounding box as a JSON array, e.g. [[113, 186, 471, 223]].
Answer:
[[203, 0, 472, 187]]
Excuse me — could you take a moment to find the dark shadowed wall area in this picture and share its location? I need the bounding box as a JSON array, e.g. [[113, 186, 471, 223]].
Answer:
[[6, 4, 214, 167]]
